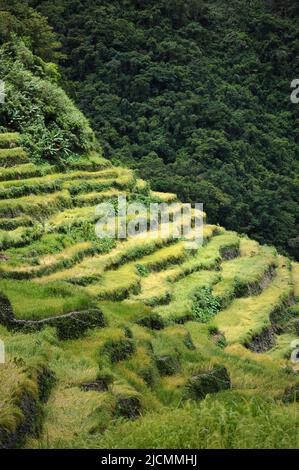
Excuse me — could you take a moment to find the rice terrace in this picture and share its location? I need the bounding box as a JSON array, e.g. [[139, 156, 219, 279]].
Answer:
[[0, 0, 298, 452]]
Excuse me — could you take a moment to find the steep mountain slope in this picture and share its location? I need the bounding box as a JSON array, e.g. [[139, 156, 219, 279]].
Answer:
[[30, 0, 299, 257], [0, 131, 298, 449]]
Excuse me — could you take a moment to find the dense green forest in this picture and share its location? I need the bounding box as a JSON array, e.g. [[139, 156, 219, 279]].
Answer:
[[2, 0, 299, 257]]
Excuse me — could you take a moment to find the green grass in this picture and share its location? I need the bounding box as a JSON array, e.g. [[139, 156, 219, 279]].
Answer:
[[100, 301, 153, 327], [48, 205, 102, 230], [165, 230, 239, 283], [62, 171, 135, 195], [154, 270, 220, 323], [213, 244, 277, 306], [266, 333, 298, 360], [0, 190, 72, 218], [1, 136, 298, 450], [74, 189, 125, 206], [0, 241, 100, 279], [0, 360, 37, 435], [135, 241, 188, 272], [132, 269, 174, 305], [88, 393, 298, 449], [150, 191, 177, 203], [0, 132, 20, 149], [34, 385, 113, 447], [213, 258, 292, 345], [0, 325, 50, 445], [2, 233, 79, 265], [84, 238, 186, 301], [85, 263, 141, 300], [0, 163, 42, 182], [0, 215, 33, 231], [0, 173, 62, 200], [0, 168, 122, 199], [0, 226, 43, 250], [0, 279, 93, 320], [22, 316, 298, 449], [0, 148, 29, 167], [67, 153, 112, 171], [131, 231, 227, 306], [37, 235, 175, 286]]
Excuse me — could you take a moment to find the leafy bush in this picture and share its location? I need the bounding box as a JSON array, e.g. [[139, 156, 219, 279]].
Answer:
[[0, 39, 97, 165], [136, 263, 150, 278], [191, 287, 221, 323]]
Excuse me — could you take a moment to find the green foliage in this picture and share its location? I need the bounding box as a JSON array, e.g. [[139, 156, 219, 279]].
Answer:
[[0, 39, 96, 165], [0, 0, 60, 61], [135, 263, 150, 278], [0, 279, 94, 320], [191, 287, 221, 323]]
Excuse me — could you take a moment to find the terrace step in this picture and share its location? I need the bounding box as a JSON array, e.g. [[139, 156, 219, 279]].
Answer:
[[0, 241, 99, 279], [0, 226, 43, 250], [73, 189, 125, 206], [0, 147, 29, 167], [0, 168, 124, 199], [132, 227, 227, 306], [212, 257, 293, 348], [154, 270, 220, 324], [212, 242, 278, 308], [0, 215, 33, 231], [67, 153, 112, 171], [0, 190, 72, 218], [35, 220, 186, 285], [0, 163, 44, 182], [0, 357, 54, 449], [0, 132, 20, 149], [85, 239, 189, 300]]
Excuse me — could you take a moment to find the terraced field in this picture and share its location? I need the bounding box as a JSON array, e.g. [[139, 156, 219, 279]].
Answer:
[[0, 133, 298, 449]]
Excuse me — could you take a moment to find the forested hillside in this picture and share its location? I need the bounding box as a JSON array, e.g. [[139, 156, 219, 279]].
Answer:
[[26, 0, 299, 258]]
